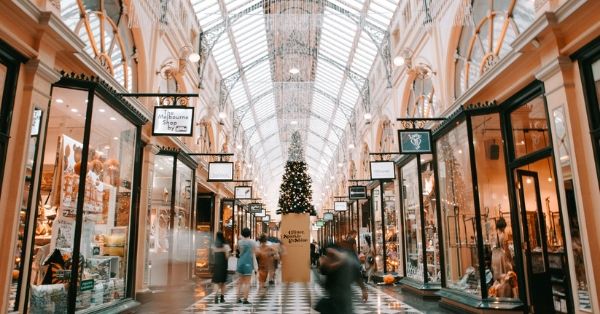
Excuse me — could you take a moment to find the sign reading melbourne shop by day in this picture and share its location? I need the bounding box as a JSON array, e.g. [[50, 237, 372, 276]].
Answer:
[[398, 130, 432, 154], [153, 106, 194, 136]]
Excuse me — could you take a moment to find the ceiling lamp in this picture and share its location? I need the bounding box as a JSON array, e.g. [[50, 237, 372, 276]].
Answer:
[[338, 162, 343, 168], [348, 143, 355, 150], [236, 144, 243, 149], [188, 52, 201, 63], [393, 56, 405, 67], [218, 111, 227, 119], [364, 113, 372, 120], [289, 67, 300, 74], [290, 120, 298, 125]]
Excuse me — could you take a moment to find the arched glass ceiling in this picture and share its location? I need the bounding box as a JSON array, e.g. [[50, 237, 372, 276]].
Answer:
[[192, 0, 399, 206]]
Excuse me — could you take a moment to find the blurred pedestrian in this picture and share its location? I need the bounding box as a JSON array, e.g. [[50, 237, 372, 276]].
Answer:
[[255, 234, 276, 296], [236, 227, 256, 304], [269, 238, 281, 284], [315, 245, 368, 314], [362, 234, 376, 283], [211, 232, 230, 304]]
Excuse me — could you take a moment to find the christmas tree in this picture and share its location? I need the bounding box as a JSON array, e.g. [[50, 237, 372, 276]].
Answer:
[[278, 131, 315, 215]]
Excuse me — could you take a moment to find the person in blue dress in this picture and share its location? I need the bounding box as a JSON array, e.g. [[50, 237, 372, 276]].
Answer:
[[236, 227, 256, 304]]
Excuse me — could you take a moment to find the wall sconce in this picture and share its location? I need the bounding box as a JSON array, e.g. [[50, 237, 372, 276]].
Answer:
[[393, 48, 413, 68]]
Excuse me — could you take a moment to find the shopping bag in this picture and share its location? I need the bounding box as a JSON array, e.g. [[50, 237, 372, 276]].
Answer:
[[227, 256, 237, 272]]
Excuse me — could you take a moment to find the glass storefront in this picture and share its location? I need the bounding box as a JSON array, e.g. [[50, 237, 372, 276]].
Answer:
[[146, 151, 195, 288], [383, 181, 400, 274], [20, 77, 145, 313]]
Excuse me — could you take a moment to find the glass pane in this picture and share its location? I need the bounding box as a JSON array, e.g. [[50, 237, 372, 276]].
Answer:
[[28, 87, 89, 312], [0, 63, 6, 108], [471, 113, 519, 299], [75, 95, 136, 310], [592, 59, 600, 112], [511, 96, 551, 159], [402, 159, 422, 282], [221, 201, 234, 247], [383, 181, 399, 273], [372, 186, 383, 272], [9, 110, 42, 311], [148, 155, 174, 287], [436, 121, 481, 297], [421, 154, 440, 284], [172, 163, 193, 282]]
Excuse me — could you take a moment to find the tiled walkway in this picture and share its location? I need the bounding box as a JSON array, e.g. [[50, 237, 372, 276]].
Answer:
[[136, 271, 452, 313]]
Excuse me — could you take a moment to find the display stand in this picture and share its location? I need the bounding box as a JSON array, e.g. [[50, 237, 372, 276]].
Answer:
[[280, 213, 310, 283]]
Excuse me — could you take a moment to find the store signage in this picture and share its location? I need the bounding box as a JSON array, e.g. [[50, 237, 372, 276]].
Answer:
[[370, 161, 396, 180], [80, 279, 95, 291], [152, 106, 194, 136], [208, 162, 234, 181], [323, 212, 334, 221], [262, 215, 270, 222], [348, 186, 367, 199], [398, 130, 432, 154], [334, 201, 348, 211], [31, 109, 42, 136], [316, 220, 325, 227], [249, 203, 262, 213], [255, 209, 266, 217], [234, 186, 252, 199]]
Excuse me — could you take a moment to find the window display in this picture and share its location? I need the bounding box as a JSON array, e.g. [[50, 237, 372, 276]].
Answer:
[[383, 181, 399, 273], [402, 159, 421, 281], [420, 155, 440, 284], [220, 200, 234, 247], [25, 83, 143, 313], [436, 121, 481, 296], [146, 152, 195, 287], [371, 186, 384, 272]]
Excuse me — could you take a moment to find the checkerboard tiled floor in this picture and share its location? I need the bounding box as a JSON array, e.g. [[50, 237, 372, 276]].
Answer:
[[183, 275, 422, 313]]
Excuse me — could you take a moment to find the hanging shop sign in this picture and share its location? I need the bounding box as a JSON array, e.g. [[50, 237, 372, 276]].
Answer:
[[348, 186, 367, 199], [316, 220, 325, 227], [398, 130, 432, 154], [323, 212, 334, 221], [262, 215, 270, 222], [234, 186, 252, 199], [249, 203, 262, 214], [370, 161, 396, 180], [334, 201, 348, 212], [255, 209, 266, 217], [31, 109, 42, 136], [207, 162, 234, 181], [152, 106, 194, 136]]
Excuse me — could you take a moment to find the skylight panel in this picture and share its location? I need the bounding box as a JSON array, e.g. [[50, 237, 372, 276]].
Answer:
[[192, 0, 222, 30], [230, 84, 248, 106], [260, 118, 279, 137], [310, 117, 329, 133], [212, 39, 238, 77], [322, 145, 334, 158], [241, 117, 255, 130], [253, 95, 275, 120], [308, 133, 325, 150], [332, 110, 348, 129], [249, 131, 261, 146]]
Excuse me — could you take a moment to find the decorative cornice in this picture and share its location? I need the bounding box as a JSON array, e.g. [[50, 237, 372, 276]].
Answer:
[[59, 71, 149, 124], [26, 58, 61, 84]]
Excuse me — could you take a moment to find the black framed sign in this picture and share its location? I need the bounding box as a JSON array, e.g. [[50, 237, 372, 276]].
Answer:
[[152, 106, 194, 136], [348, 186, 367, 199], [398, 129, 432, 153], [262, 215, 270, 222], [323, 212, 334, 221], [370, 161, 396, 180], [255, 209, 266, 217], [334, 201, 348, 212], [234, 186, 252, 199], [208, 162, 234, 181], [249, 203, 262, 213]]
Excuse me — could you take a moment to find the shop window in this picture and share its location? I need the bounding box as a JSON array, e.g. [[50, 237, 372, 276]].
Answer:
[[61, 0, 136, 91], [402, 159, 422, 281], [406, 69, 437, 118], [383, 181, 399, 273], [26, 82, 143, 312], [454, 0, 534, 97], [436, 121, 481, 296], [510, 95, 550, 159], [471, 113, 520, 300]]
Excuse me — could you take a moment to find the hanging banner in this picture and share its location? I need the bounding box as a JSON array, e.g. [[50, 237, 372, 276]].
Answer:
[[234, 186, 252, 199], [348, 186, 367, 199], [207, 162, 234, 181], [370, 161, 396, 180], [334, 201, 348, 212], [152, 106, 194, 136], [398, 129, 432, 154]]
